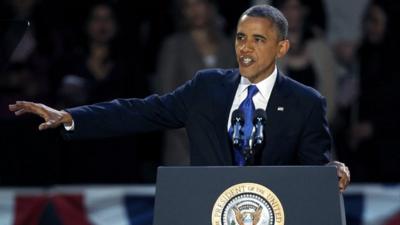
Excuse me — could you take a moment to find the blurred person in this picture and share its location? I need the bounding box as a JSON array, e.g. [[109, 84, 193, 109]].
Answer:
[[274, 0, 338, 122], [330, 37, 361, 180], [355, 2, 389, 145], [323, 0, 369, 45], [351, 1, 399, 182], [0, 0, 52, 116], [0, 0, 68, 185], [322, 0, 368, 175], [9, 4, 350, 190], [327, 19, 362, 181], [52, 2, 146, 183], [153, 0, 236, 165], [56, 2, 131, 108]]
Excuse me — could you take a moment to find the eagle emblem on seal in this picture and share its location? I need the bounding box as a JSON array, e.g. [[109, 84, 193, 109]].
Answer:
[[233, 206, 263, 225]]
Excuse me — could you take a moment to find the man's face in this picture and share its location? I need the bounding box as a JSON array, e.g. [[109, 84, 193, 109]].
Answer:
[[235, 16, 289, 83]]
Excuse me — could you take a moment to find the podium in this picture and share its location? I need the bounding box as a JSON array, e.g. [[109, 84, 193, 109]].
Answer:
[[153, 166, 346, 225]]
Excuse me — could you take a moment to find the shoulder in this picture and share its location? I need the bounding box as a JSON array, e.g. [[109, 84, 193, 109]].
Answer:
[[191, 68, 239, 88], [183, 68, 239, 92], [194, 68, 238, 81], [279, 73, 328, 123], [280, 73, 325, 103]]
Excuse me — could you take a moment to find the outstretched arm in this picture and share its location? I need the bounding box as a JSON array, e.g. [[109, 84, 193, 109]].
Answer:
[[8, 71, 199, 139], [9, 101, 73, 130]]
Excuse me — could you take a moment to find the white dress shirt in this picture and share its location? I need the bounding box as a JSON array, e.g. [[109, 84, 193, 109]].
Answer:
[[227, 66, 277, 130]]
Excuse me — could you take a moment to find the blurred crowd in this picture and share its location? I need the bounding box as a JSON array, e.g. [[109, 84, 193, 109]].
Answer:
[[0, 0, 399, 186]]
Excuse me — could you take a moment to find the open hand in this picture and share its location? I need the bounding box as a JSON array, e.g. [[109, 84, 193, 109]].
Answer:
[[9, 101, 73, 130]]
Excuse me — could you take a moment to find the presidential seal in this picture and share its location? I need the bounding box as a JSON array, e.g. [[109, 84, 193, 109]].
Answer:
[[211, 183, 284, 225]]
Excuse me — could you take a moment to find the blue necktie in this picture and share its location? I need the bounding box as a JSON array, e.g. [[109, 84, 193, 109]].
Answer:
[[232, 85, 259, 166]]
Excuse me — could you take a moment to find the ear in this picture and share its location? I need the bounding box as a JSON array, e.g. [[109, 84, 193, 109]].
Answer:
[[276, 39, 290, 58]]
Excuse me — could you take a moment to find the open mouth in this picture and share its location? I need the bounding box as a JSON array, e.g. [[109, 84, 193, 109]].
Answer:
[[239, 55, 255, 66]]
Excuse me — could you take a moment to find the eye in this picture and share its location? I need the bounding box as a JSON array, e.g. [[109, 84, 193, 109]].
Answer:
[[255, 37, 265, 43], [236, 34, 245, 41]]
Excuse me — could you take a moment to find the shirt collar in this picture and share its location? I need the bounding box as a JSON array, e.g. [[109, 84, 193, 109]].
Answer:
[[237, 65, 278, 99]]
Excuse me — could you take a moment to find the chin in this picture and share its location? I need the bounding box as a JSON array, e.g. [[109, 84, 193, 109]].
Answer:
[[238, 69, 253, 79]]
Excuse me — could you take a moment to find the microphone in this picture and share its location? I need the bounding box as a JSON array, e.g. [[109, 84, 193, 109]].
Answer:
[[252, 109, 267, 147], [231, 109, 244, 146]]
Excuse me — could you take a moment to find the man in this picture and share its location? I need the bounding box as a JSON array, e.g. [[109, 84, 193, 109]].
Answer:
[[9, 5, 350, 191]]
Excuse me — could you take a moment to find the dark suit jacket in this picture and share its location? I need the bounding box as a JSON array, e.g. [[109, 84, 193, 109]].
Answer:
[[63, 68, 331, 166]]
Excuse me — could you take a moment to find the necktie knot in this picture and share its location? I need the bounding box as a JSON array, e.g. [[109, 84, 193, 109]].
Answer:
[[246, 85, 259, 100]]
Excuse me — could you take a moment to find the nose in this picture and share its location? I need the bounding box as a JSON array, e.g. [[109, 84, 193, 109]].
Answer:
[[239, 40, 254, 53]]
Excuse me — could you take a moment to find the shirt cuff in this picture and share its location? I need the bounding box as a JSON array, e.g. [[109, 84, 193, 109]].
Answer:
[[64, 120, 75, 131]]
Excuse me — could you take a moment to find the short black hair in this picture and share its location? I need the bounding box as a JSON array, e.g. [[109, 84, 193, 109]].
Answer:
[[240, 4, 288, 40]]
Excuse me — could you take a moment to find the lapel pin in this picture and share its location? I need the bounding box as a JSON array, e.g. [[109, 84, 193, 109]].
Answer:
[[277, 106, 284, 111]]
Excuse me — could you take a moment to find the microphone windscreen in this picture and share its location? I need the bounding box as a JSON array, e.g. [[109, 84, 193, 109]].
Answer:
[[231, 109, 244, 124], [253, 108, 267, 124]]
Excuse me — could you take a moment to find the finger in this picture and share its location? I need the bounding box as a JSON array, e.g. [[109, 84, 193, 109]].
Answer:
[[9, 103, 31, 113], [15, 101, 30, 107], [345, 166, 350, 178], [14, 109, 28, 116], [38, 120, 54, 130], [333, 162, 346, 177], [345, 171, 350, 185], [338, 166, 350, 180], [337, 167, 345, 178], [39, 119, 61, 130], [18, 101, 48, 118], [339, 177, 346, 192], [338, 169, 349, 184], [10, 101, 32, 112], [8, 104, 19, 111], [339, 171, 350, 192], [38, 122, 47, 130]]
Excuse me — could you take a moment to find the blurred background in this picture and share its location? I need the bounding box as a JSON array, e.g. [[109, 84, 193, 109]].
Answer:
[[0, 0, 399, 224]]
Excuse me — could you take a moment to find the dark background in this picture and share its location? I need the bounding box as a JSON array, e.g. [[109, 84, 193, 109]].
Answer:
[[0, 0, 399, 186]]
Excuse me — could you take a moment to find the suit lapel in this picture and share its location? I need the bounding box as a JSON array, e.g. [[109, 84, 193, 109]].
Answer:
[[266, 71, 291, 110], [213, 69, 240, 165], [264, 71, 291, 157]]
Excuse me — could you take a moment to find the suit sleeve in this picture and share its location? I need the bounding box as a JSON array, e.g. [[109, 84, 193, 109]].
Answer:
[[61, 75, 198, 140], [297, 96, 332, 165]]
